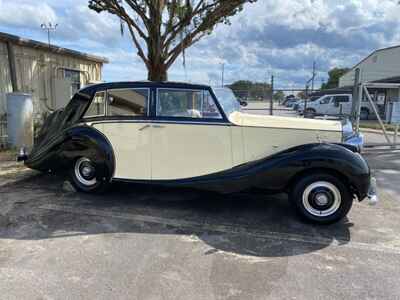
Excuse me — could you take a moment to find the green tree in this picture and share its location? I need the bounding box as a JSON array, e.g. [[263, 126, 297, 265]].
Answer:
[[229, 80, 271, 100], [321, 68, 350, 90], [89, 0, 257, 81], [273, 90, 285, 102]]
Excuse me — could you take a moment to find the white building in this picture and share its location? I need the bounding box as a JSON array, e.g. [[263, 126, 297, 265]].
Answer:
[[339, 45, 400, 103]]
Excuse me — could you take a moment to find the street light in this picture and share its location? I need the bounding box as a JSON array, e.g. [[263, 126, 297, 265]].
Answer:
[[41, 23, 58, 47]]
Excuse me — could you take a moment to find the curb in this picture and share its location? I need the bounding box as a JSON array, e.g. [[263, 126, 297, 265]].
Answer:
[[360, 128, 397, 135]]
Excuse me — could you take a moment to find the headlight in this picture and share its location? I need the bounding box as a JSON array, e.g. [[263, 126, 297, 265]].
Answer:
[[342, 118, 354, 141], [342, 119, 364, 151]]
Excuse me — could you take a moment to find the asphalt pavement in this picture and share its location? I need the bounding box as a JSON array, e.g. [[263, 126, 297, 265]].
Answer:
[[0, 140, 400, 299]]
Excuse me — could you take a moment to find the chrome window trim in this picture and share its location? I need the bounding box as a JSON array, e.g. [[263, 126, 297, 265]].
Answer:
[[105, 87, 151, 117], [88, 119, 231, 126], [156, 87, 223, 120]]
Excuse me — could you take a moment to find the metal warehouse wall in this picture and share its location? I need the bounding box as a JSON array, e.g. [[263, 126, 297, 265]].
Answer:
[[0, 41, 103, 122], [340, 47, 400, 87], [0, 41, 12, 115]]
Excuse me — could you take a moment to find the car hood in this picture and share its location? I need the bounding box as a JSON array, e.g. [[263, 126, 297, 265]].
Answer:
[[228, 112, 342, 132]]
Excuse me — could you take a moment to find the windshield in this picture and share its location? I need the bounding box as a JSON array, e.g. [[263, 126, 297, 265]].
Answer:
[[212, 88, 242, 116]]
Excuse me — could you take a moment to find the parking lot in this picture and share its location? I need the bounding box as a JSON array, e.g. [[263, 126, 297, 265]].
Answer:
[[1, 132, 400, 299]]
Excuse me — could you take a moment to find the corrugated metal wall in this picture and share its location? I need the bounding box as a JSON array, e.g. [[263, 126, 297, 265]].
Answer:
[[0, 42, 103, 121], [0, 41, 12, 115]]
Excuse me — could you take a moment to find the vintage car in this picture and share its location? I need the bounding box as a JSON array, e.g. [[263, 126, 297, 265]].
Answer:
[[20, 81, 377, 224]]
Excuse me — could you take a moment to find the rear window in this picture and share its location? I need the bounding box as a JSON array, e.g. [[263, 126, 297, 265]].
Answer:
[[107, 89, 149, 117], [84, 92, 105, 118]]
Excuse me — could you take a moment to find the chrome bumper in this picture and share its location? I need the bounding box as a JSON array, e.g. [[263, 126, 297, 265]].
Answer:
[[367, 177, 379, 206]]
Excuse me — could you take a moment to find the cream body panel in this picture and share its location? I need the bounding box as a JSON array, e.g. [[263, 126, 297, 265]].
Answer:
[[242, 127, 342, 162], [93, 122, 151, 179], [228, 112, 342, 162], [229, 112, 342, 132], [151, 123, 232, 180]]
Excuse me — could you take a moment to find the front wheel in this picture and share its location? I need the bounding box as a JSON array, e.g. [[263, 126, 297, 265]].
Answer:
[[290, 173, 353, 224], [69, 157, 109, 193], [304, 108, 316, 118]]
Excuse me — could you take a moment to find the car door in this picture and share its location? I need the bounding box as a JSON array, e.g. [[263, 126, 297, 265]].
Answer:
[[333, 95, 352, 115], [91, 88, 152, 180], [317, 96, 333, 114], [151, 88, 233, 180]]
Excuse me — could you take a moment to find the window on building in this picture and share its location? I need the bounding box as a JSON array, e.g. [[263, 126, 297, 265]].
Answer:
[[107, 89, 149, 117], [157, 89, 222, 119], [64, 69, 81, 94], [84, 92, 105, 118]]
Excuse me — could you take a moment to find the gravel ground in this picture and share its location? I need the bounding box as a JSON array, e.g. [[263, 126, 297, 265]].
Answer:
[[0, 140, 400, 299]]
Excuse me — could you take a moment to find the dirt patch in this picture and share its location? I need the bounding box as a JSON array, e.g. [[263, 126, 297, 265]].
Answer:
[[0, 150, 16, 162]]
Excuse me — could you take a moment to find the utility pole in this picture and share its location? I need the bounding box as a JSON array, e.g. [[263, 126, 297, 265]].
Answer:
[[270, 75, 274, 116], [311, 61, 316, 92], [221, 63, 225, 88], [41, 23, 58, 48]]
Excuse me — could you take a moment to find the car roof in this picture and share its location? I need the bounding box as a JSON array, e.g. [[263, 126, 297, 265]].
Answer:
[[80, 81, 211, 95]]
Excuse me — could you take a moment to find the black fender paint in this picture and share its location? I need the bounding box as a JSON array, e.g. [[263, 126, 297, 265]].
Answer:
[[25, 125, 115, 182], [114, 143, 371, 200]]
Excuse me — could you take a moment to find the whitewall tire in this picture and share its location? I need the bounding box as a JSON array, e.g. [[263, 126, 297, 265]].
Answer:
[[290, 173, 353, 224]]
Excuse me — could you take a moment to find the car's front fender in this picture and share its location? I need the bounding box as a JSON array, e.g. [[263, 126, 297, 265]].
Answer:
[[174, 143, 370, 198]]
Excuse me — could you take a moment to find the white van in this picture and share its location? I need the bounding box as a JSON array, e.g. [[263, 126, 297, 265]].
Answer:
[[299, 94, 371, 119]]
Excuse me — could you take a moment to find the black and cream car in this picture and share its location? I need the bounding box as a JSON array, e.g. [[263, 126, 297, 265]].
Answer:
[[21, 82, 377, 224]]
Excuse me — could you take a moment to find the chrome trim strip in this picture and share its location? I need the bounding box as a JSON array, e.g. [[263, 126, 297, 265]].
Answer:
[[90, 120, 231, 126]]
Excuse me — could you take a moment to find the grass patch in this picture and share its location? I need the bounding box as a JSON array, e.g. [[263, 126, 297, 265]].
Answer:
[[359, 121, 399, 132]]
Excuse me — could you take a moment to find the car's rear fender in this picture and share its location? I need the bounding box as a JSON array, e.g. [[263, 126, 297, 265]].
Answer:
[[26, 125, 115, 181]]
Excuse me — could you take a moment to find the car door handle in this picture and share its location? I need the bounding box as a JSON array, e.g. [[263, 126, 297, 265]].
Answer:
[[139, 124, 151, 131], [152, 124, 165, 129]]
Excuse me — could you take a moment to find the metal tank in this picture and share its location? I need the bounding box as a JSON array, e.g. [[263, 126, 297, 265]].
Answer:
[[6, 93, 34, 149]]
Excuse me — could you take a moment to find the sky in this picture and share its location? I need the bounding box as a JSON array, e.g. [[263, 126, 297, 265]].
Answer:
[[0, 0, 400, 89]]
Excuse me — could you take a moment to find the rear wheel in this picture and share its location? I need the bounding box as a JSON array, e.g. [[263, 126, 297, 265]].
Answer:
[[69, 157, 109, 193], [304, 108, 316, 118], [290, 173, 353, 224]]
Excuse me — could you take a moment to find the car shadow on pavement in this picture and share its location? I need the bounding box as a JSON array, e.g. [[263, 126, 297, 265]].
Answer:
[[0, 175, 353, 258]]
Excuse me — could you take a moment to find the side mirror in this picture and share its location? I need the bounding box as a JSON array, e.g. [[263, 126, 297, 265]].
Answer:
[[240, 101, 248, 107], [334, 101, 340, 107]]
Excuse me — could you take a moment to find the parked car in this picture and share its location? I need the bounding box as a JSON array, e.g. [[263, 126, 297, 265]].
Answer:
[[285, 98, 299, 108], [292, 99, 305, 111], [298, 94, 372, 119], [19, 82, 377, 224]]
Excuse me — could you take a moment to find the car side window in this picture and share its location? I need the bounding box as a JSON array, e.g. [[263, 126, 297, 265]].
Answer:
[[84, 92, 105, 118], [157, 89, 222, 119], [334, 96, 350, 103], [107, 89, 149, 117], [320, 96, 332, 104]]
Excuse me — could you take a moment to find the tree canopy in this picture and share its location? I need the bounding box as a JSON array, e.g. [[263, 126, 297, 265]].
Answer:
[[88, 0, 257, 81], [229, 80, 271, 100], [321, 67, 350, 90]]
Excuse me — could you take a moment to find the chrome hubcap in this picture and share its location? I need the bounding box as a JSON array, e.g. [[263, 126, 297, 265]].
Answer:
[[75, 157, 97, 186], [302, 181, 341, 217]]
